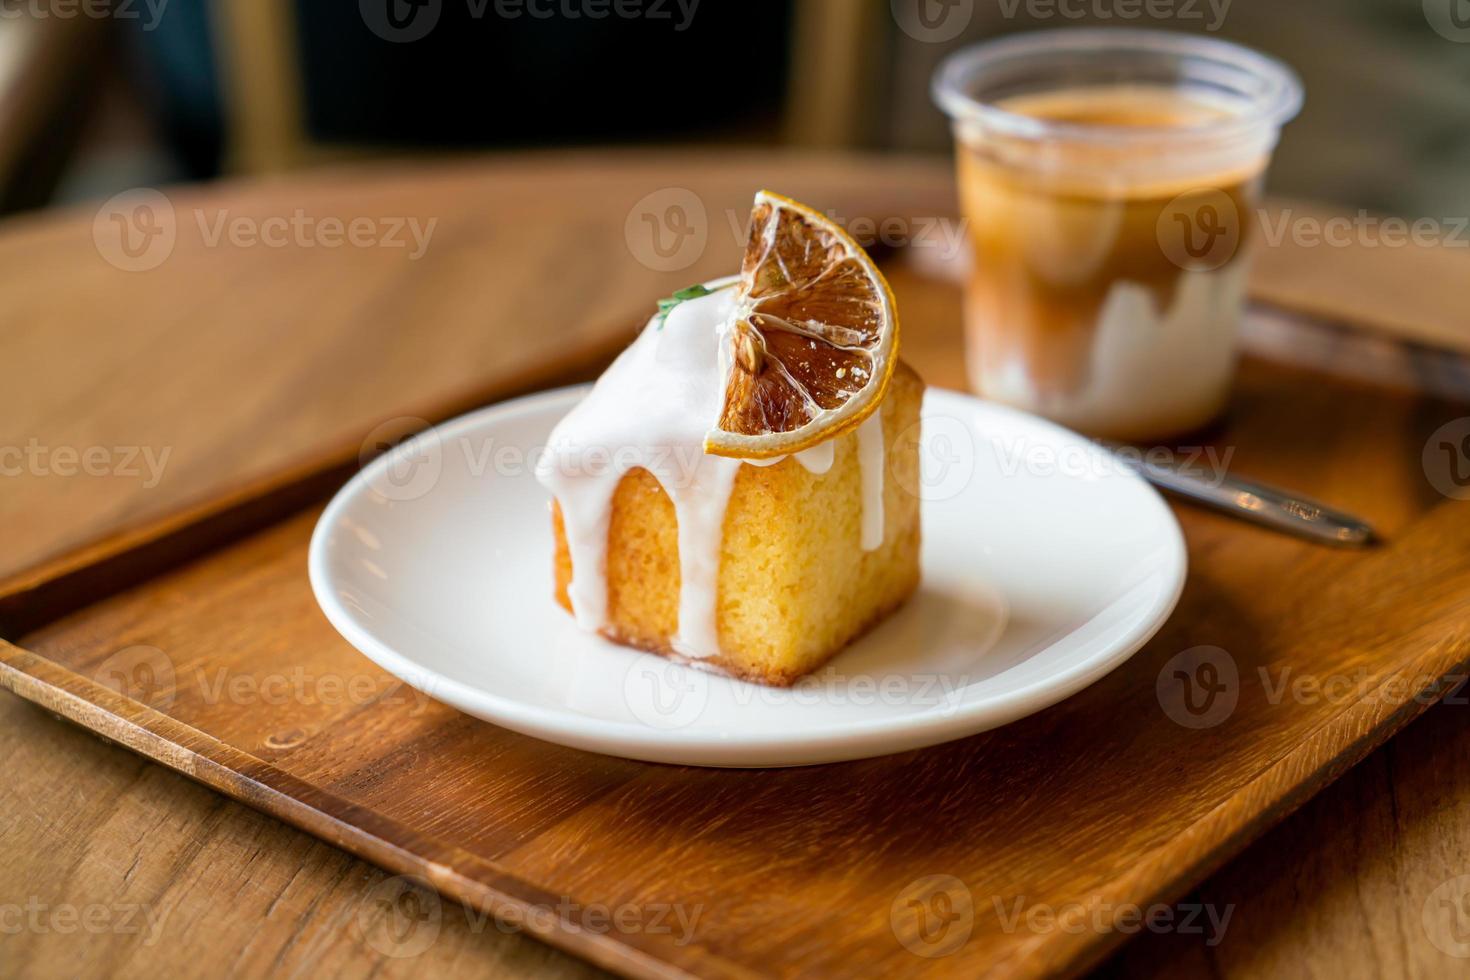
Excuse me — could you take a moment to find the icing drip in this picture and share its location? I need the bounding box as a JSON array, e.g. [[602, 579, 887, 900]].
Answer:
[[535, 281, 886, 658], [668, 460, 740, 658]]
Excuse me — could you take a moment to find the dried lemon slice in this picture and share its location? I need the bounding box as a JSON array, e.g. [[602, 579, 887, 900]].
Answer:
[[704, 190, 899, 459]]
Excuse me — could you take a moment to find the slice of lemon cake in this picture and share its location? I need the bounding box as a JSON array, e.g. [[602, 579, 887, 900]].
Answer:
[[536, 191, 922, 687]]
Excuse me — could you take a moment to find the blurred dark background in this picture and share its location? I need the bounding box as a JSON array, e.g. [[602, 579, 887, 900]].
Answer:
[[2, 0, 1467, 217]]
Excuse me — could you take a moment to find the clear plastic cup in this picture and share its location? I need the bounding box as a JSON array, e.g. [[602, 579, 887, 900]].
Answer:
[[932, 29, 1302, 441]]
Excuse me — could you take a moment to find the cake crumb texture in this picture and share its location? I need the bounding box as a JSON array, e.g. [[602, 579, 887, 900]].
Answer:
[[552, 361, 923, 686]]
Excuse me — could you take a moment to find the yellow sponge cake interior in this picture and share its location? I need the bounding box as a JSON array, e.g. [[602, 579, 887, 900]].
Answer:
[[552, 362, 922, 686]]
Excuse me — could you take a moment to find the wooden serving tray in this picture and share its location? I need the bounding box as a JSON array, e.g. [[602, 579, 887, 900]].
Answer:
[[3, 260, 1470, 980]]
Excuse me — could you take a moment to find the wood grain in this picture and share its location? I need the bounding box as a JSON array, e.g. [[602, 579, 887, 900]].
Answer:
[[6, 262, 1470, 977], [0, 693, 609, 980], [1098, 694, 1470, 979], [4, 154, 1470, 979], [0, 151, 955, 587], [1248, 199, 1470, 357]]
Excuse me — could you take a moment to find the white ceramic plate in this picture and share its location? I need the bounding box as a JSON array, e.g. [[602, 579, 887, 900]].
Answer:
[[310, 387, 1186, 767]]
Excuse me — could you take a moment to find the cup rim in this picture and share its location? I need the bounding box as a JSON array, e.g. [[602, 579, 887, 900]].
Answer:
[[931, 28, 1304, 145]]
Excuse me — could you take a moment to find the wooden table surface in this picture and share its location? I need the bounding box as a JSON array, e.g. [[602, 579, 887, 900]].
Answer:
[[2, 151, 1469, 979]]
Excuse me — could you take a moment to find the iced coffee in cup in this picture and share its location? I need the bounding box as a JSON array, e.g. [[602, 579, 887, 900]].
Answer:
[[932, 30, 1302, 440]]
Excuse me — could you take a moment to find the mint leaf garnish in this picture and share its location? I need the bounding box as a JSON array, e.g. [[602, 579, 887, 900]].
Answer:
[[656, 283, 720, 328]]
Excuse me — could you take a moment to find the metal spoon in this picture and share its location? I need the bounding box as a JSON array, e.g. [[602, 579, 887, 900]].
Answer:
[[1106, 444, 1378, 547]]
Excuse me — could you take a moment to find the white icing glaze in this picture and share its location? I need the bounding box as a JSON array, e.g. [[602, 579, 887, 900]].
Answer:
[[535, 280, 885, 659]]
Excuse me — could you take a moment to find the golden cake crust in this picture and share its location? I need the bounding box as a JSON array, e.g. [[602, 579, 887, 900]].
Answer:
[[552, 361, 923, 686]]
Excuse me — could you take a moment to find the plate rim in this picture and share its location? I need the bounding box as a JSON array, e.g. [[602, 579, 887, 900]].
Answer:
[[309, 385, 1187, 762]]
